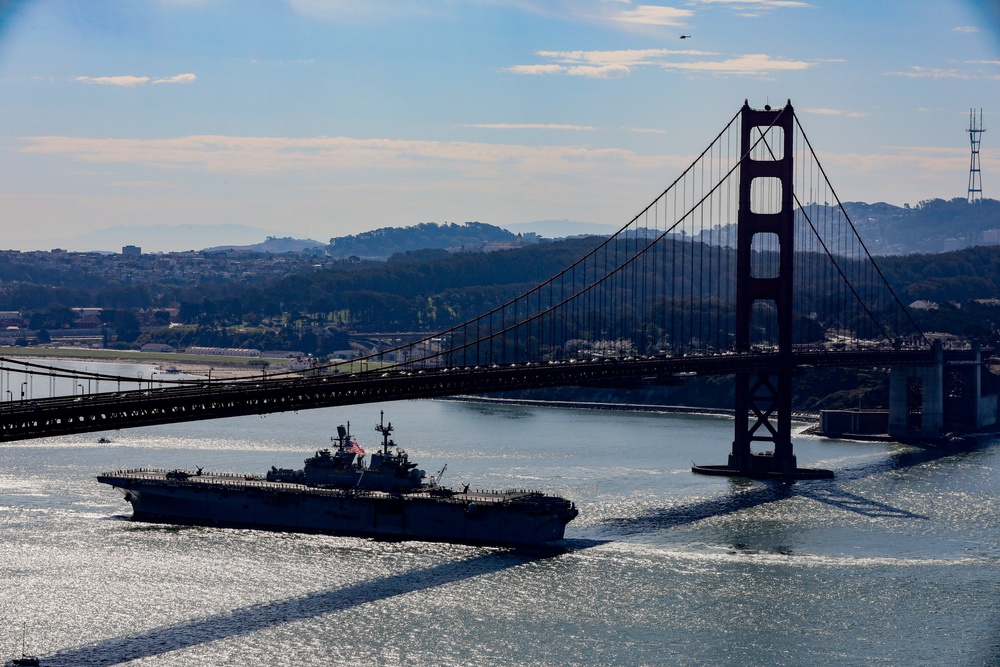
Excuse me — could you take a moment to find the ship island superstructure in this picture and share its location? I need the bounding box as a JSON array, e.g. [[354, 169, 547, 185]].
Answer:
[[97, 414, 578, 546]]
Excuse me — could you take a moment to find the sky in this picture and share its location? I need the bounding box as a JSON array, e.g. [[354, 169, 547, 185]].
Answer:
[[0, 0, 998, 251]]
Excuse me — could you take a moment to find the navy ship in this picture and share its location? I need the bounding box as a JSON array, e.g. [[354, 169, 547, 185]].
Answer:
[[97, 414, 578, 546]]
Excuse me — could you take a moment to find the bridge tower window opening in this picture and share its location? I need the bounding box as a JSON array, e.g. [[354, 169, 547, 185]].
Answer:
[[749, 125, 784, 162], [749, 177, 783, 215]]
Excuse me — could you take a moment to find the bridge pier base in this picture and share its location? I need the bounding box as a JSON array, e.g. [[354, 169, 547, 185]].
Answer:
[[693, 455, 833, 480], [692, 370, 833, 481]]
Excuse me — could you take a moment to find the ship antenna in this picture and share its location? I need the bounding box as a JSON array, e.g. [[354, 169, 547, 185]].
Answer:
[[376, 410, 394, 455]]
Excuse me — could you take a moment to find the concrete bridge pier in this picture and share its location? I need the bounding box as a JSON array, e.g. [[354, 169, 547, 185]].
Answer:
[[888, 342, 997, 440], [888, 341, 943, 440]]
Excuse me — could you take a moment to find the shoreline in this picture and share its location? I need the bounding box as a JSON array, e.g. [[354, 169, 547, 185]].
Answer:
[[442, 395, 820, 423], [0, 347, 262, 379]]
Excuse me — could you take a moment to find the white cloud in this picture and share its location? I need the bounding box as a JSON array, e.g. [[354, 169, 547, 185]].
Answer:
[[884, 66, 970, 79], [612, 5, 693, 26], [954, 26, 979, 33], [15, 134, 680, 177], [802, 107, 866, 118], [506, 63, 631, 79], [507, 64, 567, 75], [153, 73, 197, 84], [75, 73, 196, 86], [535, 48, 710, 66], [284, 0, 689, 27], [816, 146, 970, 177], [75, 75, 150, 87], [506, 62, 633, 78], [690, 0, 810, 8], [468, 124, 598, 131], [659, 53, 810, 75], [566, 64, 632, 78], [285, 0, 438, 22], [510, 48, 804, 78]]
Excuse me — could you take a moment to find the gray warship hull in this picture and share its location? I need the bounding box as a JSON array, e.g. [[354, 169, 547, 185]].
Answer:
[[97, 470, 577, 546]]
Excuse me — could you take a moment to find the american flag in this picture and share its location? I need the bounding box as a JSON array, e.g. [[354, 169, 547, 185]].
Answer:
[[347, 437, 365, 457]]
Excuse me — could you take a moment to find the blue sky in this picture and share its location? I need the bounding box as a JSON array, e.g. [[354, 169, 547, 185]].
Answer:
[[0, 0, 998, 251]]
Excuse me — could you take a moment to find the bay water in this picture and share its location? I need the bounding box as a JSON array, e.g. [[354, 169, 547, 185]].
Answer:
[[1, 363, 999, 665]]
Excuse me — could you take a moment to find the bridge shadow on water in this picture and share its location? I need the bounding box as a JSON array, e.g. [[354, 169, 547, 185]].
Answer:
[[593, 435, 1000, 666], [600, 436, 998, 536], [42, 539, 607, 666]]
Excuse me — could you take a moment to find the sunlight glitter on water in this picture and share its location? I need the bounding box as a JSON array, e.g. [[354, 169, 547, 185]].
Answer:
[[2, 399, 1000, 665]]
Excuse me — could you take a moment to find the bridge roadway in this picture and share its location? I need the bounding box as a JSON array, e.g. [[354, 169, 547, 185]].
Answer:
[[0, 347, 953, 442]]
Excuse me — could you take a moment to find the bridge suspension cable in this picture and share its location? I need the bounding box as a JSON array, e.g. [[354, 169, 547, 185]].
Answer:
[[790, 114, 927, 347]]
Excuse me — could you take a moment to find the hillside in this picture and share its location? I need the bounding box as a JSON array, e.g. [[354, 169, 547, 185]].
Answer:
[[204, 236, 326, 254], [835, 198, 1000, 254], [318, 198, 1000, 258], [327, 221, 536, 259]]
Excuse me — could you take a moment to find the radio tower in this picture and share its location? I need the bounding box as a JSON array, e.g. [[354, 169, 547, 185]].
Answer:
[[968, 108, 985, 203]]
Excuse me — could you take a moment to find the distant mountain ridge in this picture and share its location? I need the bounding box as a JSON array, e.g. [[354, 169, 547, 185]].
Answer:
[[501, 219, 620, 238], [47, 223, 310, 254], [204, 236, 325, 253], [319, 200, 1000, 258], [25, 199, 1000, 256]]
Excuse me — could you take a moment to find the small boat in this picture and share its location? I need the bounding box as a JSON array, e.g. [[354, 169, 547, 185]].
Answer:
[[7, 624, 40, 667]]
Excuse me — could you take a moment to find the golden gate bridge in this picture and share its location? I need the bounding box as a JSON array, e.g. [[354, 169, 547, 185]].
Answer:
[[0, 101, 989, 479]]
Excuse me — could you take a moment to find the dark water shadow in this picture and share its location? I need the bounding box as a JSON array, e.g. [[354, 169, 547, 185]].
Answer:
[[596, 435, 1000, 663], [41, 538, 604, 666], [599, 436, 998, 537], [598, 480, 796, 537], [795, 485, 925, 519], [974, 634, 1000, 667]]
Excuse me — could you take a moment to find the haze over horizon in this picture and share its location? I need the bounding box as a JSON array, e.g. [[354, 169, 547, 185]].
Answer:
[[0, 0, 998, 252], [2, 218, 623, 254]]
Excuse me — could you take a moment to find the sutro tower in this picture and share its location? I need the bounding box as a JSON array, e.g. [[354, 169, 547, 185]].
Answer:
[[968, 108, 985, 203]]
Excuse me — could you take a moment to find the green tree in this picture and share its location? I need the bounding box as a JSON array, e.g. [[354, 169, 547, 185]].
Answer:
[[114, 310, 142, 343]]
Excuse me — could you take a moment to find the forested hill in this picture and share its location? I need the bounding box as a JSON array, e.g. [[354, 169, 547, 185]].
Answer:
[[249, 235, 1000, 341], [259, 236, 603, 330], [881, 245, 1000, 303], [327, 221, 522, 258], [835, 198, 1000, 254]]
